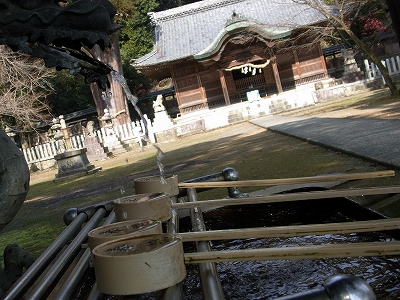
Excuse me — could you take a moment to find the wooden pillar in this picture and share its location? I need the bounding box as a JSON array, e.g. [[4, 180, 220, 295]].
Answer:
[[170, 66, 182, 114], [318, 44, 329, 78], [196, 74, 206, 100], [219, 70, 231, 106], [271, 58, 283, 93], [196, 67, 208, 108], [294, 51, 302, 77]]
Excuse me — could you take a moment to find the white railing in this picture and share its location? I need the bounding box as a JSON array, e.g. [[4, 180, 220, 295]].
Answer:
[[364, 55, 400, 83], [23, 141, 60, 164], [23, 115, 154, 167]]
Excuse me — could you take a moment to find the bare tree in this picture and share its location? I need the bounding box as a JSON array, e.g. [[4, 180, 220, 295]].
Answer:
[[291, 0, 399, 95], [0, 46, 55, 132]]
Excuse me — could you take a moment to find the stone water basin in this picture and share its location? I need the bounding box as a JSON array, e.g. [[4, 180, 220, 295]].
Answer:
[[77, 193, 400, 299]]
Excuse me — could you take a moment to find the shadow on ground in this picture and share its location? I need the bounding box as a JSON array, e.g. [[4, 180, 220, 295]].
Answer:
[[2, 121, 399, 258]]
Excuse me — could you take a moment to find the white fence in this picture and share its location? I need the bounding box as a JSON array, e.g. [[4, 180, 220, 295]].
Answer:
[[23, 116, 154, 166], [364, 55, 400, 82]]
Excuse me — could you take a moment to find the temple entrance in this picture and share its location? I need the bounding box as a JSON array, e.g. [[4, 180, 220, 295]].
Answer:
[[224, 61, 279, 104]]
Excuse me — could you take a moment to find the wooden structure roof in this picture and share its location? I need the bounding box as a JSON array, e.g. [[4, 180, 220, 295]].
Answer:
[[132, 0, 330, 69]]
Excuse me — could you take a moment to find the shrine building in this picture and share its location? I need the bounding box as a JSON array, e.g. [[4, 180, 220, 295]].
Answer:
[[132, 0, 332, 115]]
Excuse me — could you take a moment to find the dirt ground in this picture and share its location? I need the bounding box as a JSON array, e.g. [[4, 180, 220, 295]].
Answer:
[[28, 87, 400, 205]]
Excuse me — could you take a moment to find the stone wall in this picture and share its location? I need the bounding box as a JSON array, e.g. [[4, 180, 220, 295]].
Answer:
[[313, 80, 375, 102], [173, 84, 317, 132]]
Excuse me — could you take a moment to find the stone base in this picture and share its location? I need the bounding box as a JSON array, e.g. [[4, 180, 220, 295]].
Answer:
[[175, 120, 204, 136], [342, 71, 365, 83], [54, 149, 101, 181], [152, 111, 174, 133], [84, 136, 109, 162], [103, 135, 127, 154], [154, 129, 177, 142]]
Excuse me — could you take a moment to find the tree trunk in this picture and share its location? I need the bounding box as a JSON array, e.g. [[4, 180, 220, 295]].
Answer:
[[346, 28, 400, 96], [90, 82, 107, 119], [90, 32, 132, 126], [387, 0, 400, 44]]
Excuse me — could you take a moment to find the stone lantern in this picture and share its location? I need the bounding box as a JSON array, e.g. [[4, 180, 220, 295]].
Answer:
[[48, 117, 65, 153], [100, 108, 126, 154], [101, 108, 114, 135], [53, 115, 101, 181]]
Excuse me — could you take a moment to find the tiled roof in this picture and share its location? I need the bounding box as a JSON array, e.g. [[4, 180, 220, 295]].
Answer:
[[132, 0, 328, 68], [322, 44, 345, 56]]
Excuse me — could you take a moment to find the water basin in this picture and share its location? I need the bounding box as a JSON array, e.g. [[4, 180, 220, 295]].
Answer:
[[77, 196, 400, 299]]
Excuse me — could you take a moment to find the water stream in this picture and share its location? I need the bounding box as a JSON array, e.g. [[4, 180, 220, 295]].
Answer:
[[110, 70, 166, 182]]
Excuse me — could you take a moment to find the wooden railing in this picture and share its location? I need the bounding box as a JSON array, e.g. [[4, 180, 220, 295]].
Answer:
[[234, 74, 265, 90]]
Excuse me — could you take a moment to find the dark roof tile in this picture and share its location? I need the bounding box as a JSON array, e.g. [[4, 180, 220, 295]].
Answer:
[[133, 0, 328, 67]]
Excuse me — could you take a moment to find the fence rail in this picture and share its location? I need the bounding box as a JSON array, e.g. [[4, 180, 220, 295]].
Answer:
[[23, 116, 153, 167], [364, 55, 400, 82]]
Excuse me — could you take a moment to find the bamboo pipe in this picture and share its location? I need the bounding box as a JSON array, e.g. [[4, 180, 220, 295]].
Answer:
[[187, 188, 225, 300], [179, 218, 400, 242], [3, 213, 88, 300], [178, 170, 395, 189], [183, 241, 400, 264], [173, 185, 400, 209]]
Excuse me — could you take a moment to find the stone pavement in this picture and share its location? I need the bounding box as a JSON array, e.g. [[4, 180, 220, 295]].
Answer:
[[250, 115, 400, 169]]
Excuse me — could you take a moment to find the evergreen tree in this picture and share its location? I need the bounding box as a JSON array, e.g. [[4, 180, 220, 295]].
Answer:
[[47, 70, 95, 116], [115, 0, 159, 61]]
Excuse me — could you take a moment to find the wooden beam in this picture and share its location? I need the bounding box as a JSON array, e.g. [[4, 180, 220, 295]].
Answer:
[[184, 241, 400, 263], [172, 185, 400, 209], [178, 170, 395, 189], [179, 218, 400, 242]]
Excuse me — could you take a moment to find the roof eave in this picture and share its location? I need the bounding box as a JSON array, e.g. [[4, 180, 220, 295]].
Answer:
[[193, 20, 291, 61], [132, 52, 194, 69]]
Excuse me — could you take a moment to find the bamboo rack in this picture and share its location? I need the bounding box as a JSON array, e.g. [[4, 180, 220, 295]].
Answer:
[[177, 171, 400, 265], [178, 170, 395, 189], [183, 241, 400, 264], [179, 218, 400, 242], [173, 185, 400, 209]]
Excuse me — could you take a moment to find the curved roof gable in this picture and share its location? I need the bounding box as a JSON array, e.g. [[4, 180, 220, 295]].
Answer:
[[194, 11, 292, 61], [132, 0, 328, 68]]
